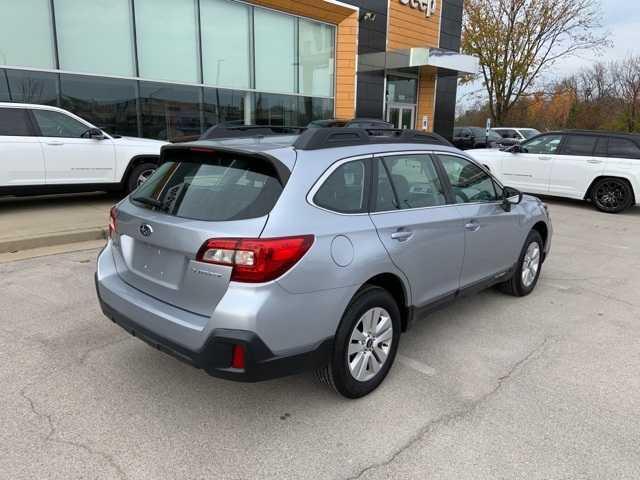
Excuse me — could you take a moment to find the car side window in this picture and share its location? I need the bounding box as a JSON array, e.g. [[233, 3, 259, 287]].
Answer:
[[608, 137, 640, 159], [314, 159, 367, 213], [0, 108, 34, 136], [562, 135, 597, 156], [521, 134, 563, 154], [32, 109, 89, 138], [437, 154, 499, 204], [374, 154, 446, 211]]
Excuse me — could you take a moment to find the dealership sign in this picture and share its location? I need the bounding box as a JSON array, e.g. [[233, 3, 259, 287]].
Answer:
[[399, 0, 437, 17]]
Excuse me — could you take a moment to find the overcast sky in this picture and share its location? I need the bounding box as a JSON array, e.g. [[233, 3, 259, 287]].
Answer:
[[457, 0, 640, 112]]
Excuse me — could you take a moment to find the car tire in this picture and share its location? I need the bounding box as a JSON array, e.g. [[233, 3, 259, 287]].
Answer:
[[316, 286, 401, 398], [126, 161, 157, 194], [498, 230, 544, 297], [591, 177, 633, 213]]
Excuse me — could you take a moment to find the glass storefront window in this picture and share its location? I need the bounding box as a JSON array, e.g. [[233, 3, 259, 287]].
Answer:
[[135, 0, 200, 83], [203, 87, 246, 128], [140, 82, 201, 141], [55, 0, 135, 77], [60, 74, 139, 137], [0, 70, 10, 102], [254, 93, 299, 126], [0, 0, 56, 69], [387, 75, 418, 104], [201, 0, 251, 90], [298, 97, 334, 126], [254, 9, 296, 94], [4, 69, 59, 105], [298, 20, 335, 98]]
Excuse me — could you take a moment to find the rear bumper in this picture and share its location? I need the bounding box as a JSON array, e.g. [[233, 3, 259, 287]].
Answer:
[[96, 275, 332, 382], [95, 242, 337, 382]]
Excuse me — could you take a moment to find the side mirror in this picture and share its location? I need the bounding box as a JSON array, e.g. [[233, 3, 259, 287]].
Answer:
[[83, 128, 105, 140], [507, 144, 522, 153], [501, 186, 523, 212]]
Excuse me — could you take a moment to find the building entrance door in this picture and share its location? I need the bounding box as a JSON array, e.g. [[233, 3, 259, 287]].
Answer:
[[387, 104, 415, 129]]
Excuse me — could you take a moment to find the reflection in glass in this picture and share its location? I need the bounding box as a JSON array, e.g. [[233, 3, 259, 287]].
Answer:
[[254, 9, 296, 94], [387, 75, 418, 104], [0, 70, 10, 102], [60, 74, 138, 137], [139, 82, 201, 141], [298, 97, 333, 126], [0, 0, 55, 69], [298, 20, 335, 97], [55, 0, 135, 76], [203, 87, 246, 129], [201, 0, 251, 89], [4, 69, 59, 105], [254, 93, 299, 127], [135, 0, 200, 83]]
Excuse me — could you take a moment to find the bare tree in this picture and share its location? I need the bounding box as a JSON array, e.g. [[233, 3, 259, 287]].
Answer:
[[612, 56, 640, 132], [462, 0, 609, 125]]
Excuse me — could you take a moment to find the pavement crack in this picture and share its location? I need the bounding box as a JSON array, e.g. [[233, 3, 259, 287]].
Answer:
[[344, 335, 557, 480], [20, 385, 128, 480]]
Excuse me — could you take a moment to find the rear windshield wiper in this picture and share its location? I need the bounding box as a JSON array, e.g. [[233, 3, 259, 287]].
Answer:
[[132, 195, 165, 210]]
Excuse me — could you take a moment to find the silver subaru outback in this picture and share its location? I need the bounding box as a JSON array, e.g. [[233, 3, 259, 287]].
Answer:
[[95, 128, 552, 398]]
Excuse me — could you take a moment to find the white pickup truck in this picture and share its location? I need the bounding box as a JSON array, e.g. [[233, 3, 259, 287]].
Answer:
[[0, 102, 167, 196]]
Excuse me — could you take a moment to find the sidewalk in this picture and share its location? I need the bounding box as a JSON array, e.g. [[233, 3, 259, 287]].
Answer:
[[0, 193, 117, 254]]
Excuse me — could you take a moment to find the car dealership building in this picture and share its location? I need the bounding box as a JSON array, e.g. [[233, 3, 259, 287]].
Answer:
[[0, 0, 476, 141]]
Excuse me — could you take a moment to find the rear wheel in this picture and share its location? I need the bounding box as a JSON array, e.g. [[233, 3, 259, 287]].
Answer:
[[591, 177, 633, 213], [317, 286, 400, 398], [125, 162, 157, 194], [498, 230, 543, 297]]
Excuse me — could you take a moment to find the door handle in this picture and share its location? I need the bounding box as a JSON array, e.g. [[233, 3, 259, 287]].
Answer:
[[538, 156, 552, 161], [587, 159, 603, 164], [465, 221, 481, 232], [390, 230, 413, 241], [46, 141, 64, 146]]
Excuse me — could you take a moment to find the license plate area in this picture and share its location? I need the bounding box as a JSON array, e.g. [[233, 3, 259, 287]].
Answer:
[[130, 240, 187, 288]]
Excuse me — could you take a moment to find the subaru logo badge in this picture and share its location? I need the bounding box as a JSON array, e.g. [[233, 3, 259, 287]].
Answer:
[[140, 224, 153, 237]]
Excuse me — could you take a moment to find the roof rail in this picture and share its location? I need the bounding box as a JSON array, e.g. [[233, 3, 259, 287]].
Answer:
[[293, 128, 452, 150], [200, 123, 305, 140]]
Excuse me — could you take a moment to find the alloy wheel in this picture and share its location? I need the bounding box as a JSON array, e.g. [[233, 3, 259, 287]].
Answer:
[[136, 168, 156, 187], [595, 180, 626, 211], [347, 307, 394, 382], [521, 242, 541, 288]]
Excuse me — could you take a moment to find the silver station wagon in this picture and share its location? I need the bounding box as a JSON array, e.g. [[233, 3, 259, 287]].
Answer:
[[96, 128, 552, 398]]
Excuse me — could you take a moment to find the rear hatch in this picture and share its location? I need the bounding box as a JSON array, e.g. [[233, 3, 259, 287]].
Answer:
[[110, 146, 288, 316]]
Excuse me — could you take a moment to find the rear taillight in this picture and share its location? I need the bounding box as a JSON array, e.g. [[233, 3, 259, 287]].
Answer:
[[196, 235, 314, 283], [108, 207, 117, 239]]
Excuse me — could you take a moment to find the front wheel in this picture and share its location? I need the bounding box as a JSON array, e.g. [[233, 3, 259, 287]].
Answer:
[[317, 286, 401, 398], [498, 230, 544, 297], [591, 177, 633, 213]]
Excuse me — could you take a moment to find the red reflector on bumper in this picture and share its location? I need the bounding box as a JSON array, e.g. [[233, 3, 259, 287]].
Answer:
[[231, 344, 246, 370]]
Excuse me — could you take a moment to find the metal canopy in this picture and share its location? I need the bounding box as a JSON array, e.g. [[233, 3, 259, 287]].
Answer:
[[359, 47, 478, 75]]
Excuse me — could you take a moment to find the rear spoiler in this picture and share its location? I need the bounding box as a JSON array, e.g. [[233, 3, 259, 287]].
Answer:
[[158, 144, 291, 186]]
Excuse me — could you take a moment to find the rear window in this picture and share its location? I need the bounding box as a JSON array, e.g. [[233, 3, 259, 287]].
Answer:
[[0, 107, 33, 136], [608, 137, 640, 159], [131, 151, 284, 221]]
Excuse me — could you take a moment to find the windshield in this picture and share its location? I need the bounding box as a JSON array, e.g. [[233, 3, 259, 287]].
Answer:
[[471, 128, 502, 140], [131, 152, 283, 222], [520, 129, 540, 139]]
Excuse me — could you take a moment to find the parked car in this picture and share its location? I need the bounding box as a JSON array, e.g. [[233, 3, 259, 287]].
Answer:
[[0, 103, 167, 196], [96, 128, 552, 398], [467, 130, 640, 213], [453, 126, 503, 149], [308, 118, 394, 129], [492, 127, 540, 143]]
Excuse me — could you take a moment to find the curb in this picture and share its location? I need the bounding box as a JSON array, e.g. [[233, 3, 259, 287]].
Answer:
[[0, 227, 108, 254]]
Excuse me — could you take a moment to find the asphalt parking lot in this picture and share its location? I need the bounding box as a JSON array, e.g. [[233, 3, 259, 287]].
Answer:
[[1, 198, 639, 480]]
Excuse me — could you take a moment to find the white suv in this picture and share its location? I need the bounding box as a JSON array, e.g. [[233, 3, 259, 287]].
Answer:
[[0, 103, 168, 196], [468, 131, 640, 213]]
